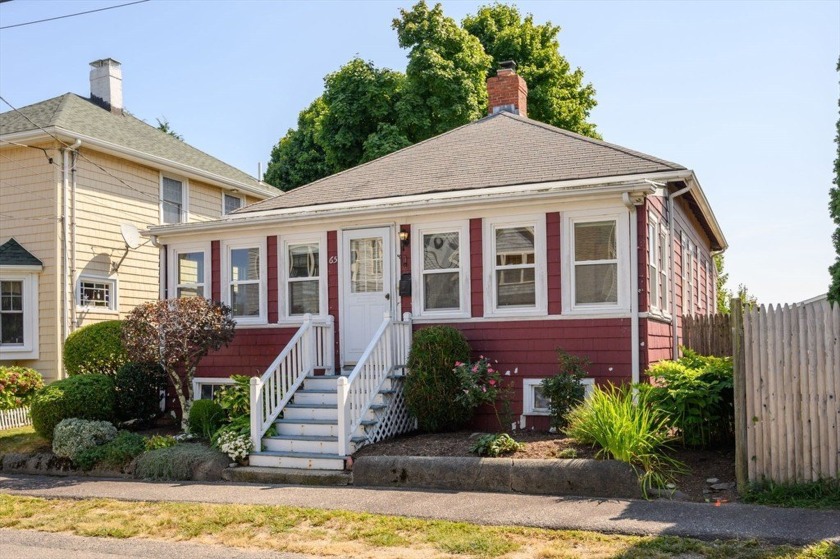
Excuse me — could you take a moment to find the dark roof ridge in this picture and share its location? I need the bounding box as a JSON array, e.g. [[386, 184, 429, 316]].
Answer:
[[498, 112, 685, 171]]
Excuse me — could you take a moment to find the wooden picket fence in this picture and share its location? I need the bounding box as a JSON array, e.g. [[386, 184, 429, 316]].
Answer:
[[732, 298, 840, 488], [0, 406, 32, 430], [681, 313, 732, 357]]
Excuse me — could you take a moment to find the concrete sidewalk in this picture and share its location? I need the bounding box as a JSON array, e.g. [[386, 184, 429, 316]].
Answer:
[[0, 474, 838, 546]]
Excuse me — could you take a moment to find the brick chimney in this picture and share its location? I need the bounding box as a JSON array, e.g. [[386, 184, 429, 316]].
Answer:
[[486, 60, 527, 118], [89, 58, 123, 114]]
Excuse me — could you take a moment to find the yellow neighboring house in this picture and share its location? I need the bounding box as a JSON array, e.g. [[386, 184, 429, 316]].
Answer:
[[0, 58, 277, 382]]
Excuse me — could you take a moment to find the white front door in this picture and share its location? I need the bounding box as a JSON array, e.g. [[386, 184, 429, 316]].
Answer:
[[341, 227, 393, 365]]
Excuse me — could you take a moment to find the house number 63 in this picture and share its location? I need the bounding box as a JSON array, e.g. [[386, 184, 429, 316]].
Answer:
[[328, 256, 338, 264]]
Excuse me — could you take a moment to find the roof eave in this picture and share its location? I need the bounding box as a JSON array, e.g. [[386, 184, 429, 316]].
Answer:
[[684, 171, 728, 253]]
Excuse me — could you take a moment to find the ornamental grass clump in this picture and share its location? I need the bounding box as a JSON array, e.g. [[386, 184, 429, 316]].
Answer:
[[566, 383, 685, 496], [134, 443, 227, 481]]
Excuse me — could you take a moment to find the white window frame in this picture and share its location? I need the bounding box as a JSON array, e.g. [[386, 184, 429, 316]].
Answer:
[[168, 243, 211, 300], [76, 274, 118, 313], [659, 224, 670, 315], [412, 221, 470, 319], [682, 234, 695, 316], [221, 237, 267, 325], [192, 377, 235, 401], [0, 270, 40, 360], [522, 377, 595, 415], [562, 209, 630, 315], [160, 173, 189, 224], [647, 213, 659, 312], [280, 232, 328, 321], [483, 214, 547, 318], [222, 192, 244, 215]]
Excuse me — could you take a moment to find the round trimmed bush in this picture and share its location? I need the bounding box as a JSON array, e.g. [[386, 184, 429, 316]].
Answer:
[[63, 320, 128, 377], [188, 399, 225, 438], [52, 418, 117, 461], [30, 374, 116, 440], [0, 365, 44, 410], [404, 325, 472, 433], [114, 362, 166, 423]]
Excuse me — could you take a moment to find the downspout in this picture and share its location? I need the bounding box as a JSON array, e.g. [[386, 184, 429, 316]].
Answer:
[[59, 139, 81, 378], [70, 141, 81, 331], [622, 192, 640, 386], [668, 181, 694, 360]]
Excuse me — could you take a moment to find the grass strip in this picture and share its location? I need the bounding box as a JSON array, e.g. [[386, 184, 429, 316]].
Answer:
[[744, 480, 840, 510], [0, 426, 49, 455], [0, 494, 837, 558]]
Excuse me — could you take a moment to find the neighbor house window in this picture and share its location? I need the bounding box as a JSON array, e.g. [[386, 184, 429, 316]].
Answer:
[[223, 238, 266, 323], [0, 273, 40, 360], [77, 276, 117, 311], [223, 193, 243, 215], [161, 176, 187, 224], [0, 280, 24, 345], [414, 222, 469, 318], [484, 216, 546, 316]]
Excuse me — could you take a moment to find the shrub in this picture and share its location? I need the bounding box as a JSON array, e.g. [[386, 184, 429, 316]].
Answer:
[[63, 320, 128, 377], [114, 362, 166, 423], [642, 348, 734, 448], [52, 418, 117, 461], [470, 433, 524, 457], [214, 375, 253, 435], [189, 399, 225, 438], [145, 435, 177, 451], [134, 443, 227, 481], [541, 350, 589, 430], [404, 326, 472, 432], [74, 431, 146, 471], [212, 425, 253, 462], [0, 365, 44, 410], [566, 383, 685, 496], [30, 374, 116, 440]]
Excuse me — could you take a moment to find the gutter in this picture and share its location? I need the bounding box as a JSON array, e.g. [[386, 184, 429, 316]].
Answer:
[[61, 139, 81, 378]]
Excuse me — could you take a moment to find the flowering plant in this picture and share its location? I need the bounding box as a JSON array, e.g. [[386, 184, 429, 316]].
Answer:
[[453, 356, 503, 409], [0, 366, 44, 410], [213, 425, 253, 462]]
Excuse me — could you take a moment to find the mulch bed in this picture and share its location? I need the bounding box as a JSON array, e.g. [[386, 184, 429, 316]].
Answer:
[[354, 430, 737, 503]]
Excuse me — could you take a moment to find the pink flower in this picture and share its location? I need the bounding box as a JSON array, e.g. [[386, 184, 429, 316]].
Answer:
[[454, 361, 462, 367], [482, 386, 487, 392], [488, 368, 494, 373], [472, 365, 478, 373], [488, 379, 496, 386]]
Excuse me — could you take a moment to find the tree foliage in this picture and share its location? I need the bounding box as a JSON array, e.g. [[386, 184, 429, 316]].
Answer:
[[829, 57, 840, 304], [264, 1, 598, 191], [714, 254, 758, 314], [122, 298, 236, 429], [156, 117, 183, 141]]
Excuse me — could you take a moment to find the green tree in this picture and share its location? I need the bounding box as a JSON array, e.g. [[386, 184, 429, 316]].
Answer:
[[714, 254, 758, 314], [393, 1, 493, 141], [462, 3, 599, 138], [155, 117, 183, 141], [828, 57, 840, 304]]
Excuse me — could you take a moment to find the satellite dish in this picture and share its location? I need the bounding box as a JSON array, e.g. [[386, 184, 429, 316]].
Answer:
[[120, 223, 142, 249]]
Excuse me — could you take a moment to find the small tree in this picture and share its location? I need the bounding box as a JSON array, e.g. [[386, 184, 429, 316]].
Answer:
[[122, 298, 235, 429]]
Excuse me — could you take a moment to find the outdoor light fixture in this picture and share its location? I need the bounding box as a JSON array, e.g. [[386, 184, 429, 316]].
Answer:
[[399, 229, 410, 249]]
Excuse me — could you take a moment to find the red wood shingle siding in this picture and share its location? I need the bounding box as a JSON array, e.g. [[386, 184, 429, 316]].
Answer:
[[399, 224, 411, 314], [198, 327, 297, 378], [211, 240, 221, 301], [469, 218, 483, 317], [327, 230, 341, 368], [546, 212, 562, 315], [267, 235, 278, 323]]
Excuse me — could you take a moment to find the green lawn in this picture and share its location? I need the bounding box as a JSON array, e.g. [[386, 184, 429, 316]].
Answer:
[[0, 426, 49, 455], [0, 494, 836, 559]]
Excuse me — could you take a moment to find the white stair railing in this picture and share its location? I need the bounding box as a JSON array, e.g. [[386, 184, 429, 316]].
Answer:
[[250, 314, 335, 450], [337, 312, 412, 456]]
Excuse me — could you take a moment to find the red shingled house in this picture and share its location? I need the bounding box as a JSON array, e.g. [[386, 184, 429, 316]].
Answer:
[[149, 64, 726, 469]]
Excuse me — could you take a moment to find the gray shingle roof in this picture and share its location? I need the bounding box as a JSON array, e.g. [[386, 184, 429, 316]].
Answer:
[[0, 238, 43, 267], [0, 93, 276, 196], [238, 111, 685, 213]]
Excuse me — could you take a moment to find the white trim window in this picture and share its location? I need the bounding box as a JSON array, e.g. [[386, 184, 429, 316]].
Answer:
[[223, 192, 243, 215], [0, 273, 39, 360], [484, 215, 547, 317], [564, 210, 629, 314], [523, 377, 595, 415], [647, 215, 659, 312], [659, 225, 670, 313], [161, 175, 188, 224], [222, 238, 267, 324], [169, 244, 210, 299], [682, 234, 695, 316], [413, 222, 470, 318], [192, 377, 234, 401], [77, 275, 118, 312], [281, 233, 327, 319]]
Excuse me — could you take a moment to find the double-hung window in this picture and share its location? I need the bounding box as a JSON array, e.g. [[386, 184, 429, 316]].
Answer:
[[682, 235, 695, 316], [413, 222, 469, 318], [647, 216, 659, 311], [484, 215, 546, 316], [659, 226, 669, 312], [77, 276, 117, 311], [282, 234, 326, 318], [170, 245, 210, 299], [223, 238, 266, 324], [0, 280, 24, 345], [161, 176, 187, 224], [0, 272, 40, 360], [223, 193, 243, 215]]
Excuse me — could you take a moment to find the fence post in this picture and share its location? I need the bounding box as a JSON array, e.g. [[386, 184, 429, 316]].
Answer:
[[732, 298, 748, 493]]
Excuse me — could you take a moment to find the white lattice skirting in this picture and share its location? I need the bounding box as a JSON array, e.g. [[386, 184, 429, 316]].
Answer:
[[0, 407, 32, 430]]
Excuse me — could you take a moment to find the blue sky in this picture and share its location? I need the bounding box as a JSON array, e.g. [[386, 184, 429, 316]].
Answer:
[[1, 0, 838, 304]]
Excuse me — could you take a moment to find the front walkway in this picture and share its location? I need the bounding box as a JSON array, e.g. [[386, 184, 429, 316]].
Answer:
[[0, 474, 838, 545]]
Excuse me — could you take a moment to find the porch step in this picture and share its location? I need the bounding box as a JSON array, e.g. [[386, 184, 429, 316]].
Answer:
[[294, 389, 338, 406], [248, 450, 346, 470], [262, 434, 366, 454], [302, 376, 341, 391], [284, 403, 338, 421], [275, 418, 340, 437]]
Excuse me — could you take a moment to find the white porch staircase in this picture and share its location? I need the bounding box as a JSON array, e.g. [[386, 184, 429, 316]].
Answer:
[[248, 313, 415, 471]]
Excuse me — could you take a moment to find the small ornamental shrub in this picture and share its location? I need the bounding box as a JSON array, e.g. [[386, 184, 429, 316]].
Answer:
[[52, 418, 117, 461], [642, 348, 734, 448], [0, 365, 44, 410], [470, 433, 524, 457], [30, 374, 116, 440], [134, 443, 227, 481], [214, 375, 253, 435], [114, 362, 166, 423], [63, 320, 128, 377], [189, 399, 225, 439], [145, 435, 177, 451], [541, 349, 589, 430], [404, 326, 472, 432], [74, 430, 146, 471]]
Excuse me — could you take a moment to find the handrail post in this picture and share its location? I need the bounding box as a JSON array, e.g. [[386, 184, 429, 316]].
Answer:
[[383, 311, 393, 372], [336, 376, 349, 456], [303, 313, 313, 372], [326, 315, 335, 374], [249, 376, 262, 452]]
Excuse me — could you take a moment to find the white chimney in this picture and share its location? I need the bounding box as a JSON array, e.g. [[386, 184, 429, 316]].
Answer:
[[89, 58, 123, 114]]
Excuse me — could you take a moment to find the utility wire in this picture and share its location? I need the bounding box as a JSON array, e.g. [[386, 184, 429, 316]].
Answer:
[[0, 0, 150, 30]]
